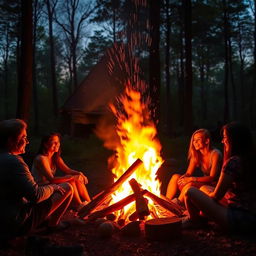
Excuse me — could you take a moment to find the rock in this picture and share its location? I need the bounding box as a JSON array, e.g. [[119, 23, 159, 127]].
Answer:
[[121, 221, 141, 237], [97, 221, 115, 238]]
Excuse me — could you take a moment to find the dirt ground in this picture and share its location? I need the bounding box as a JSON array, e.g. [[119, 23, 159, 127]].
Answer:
[[1, 212, 256, 256]]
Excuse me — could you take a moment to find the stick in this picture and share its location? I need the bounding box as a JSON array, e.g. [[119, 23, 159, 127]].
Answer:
[[129, 178, 150, 220], [88, 190, 147, 220], [144, 190, 184, 217], [78, 158, 143, 217]]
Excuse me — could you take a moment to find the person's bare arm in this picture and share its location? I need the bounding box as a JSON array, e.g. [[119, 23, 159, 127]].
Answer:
[[177, 159, 197, 186], [57, 157, 88, 184], [185, 159, 197, 176], [210, 171, 233, 200], [35, 156, 73, 184]]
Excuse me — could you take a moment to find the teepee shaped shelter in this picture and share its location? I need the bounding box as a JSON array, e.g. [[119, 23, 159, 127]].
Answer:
[[62, 44, 128, 136]]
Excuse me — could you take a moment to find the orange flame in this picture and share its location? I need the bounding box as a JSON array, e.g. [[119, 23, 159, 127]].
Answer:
[[109, 84, 164, 220]]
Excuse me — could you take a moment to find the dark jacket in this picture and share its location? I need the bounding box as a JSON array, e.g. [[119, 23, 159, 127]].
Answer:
[[0, 152, 54, 235]]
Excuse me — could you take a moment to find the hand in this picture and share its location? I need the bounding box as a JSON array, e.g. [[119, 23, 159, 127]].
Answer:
[[81, 174, 88, 184], [75, 171, 88, 184], [177, 176, 192, 187]]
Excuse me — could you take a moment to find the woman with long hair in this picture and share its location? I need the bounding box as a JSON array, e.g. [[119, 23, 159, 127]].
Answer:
[[32, 133, 90, 211], [183, 122, 256, 232], [166, 129, 222, 204]]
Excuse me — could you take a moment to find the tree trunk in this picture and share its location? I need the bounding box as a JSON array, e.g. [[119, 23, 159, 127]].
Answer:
[[112, 0, 118, 42], [3, 25, 10, 119], [199, 53, 206, 124], [149, 0, 161, 124], [237, 21, 245, 121], [250, 0, 256, 128], [183, 0, 193, 135], [178, 28, 184, 127], [46, 0, 59, 117], [228, 37, 237, 119], [205, 46, 210, 123], [16, 0, 33, 122], [72, 43, 78, 89], [32, 0, 39, 133], [164, 0, 172, 135], [222, 0, 229, 123]]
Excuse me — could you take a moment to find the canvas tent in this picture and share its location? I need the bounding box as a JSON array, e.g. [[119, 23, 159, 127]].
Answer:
[[62, 44, 128, 136]]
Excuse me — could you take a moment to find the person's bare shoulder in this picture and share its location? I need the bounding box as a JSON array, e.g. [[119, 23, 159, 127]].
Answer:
[[212, 148, 222, 159], [34, 154, 48, 165]]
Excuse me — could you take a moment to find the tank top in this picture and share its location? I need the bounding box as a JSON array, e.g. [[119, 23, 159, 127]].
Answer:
[[31, 155, 57, 185], [200, 148, 222, 176]]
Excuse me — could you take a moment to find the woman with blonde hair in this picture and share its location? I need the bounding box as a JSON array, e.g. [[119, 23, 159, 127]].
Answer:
[[32, 133, 90, 212], [183, 123, 256, 232], [166, 129, 222, 205]]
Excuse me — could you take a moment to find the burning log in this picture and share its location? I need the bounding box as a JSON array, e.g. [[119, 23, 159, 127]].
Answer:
[[129, 178, 150, 220], [128, 211, 139, 221], [79, 158, 143, 218], [87, 190, 147, 221], [145, 190, 184, 217]]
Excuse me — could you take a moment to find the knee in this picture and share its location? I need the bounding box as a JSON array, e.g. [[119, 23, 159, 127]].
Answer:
[[169, 173, 181, 183], [185, 186, 198, 198], [173, 173, 181, 180], [200, 185, 212, 194], [60, 182, 74, 195]]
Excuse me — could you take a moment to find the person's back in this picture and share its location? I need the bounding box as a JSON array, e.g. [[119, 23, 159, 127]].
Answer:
[[0, 152, 26, 235], [223, 155, 256, 215], [0, 119, 73, 239], [0, 151, 56, 237]]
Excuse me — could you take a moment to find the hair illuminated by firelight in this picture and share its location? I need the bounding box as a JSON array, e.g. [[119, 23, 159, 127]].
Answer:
[[187, 129, 212, 167], [0, 119, 27, 150]]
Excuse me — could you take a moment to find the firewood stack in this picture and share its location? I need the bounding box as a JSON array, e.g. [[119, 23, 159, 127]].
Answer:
[[78, 158, 184, 225]]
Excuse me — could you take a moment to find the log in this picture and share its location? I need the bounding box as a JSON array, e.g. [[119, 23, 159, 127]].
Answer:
[[145, 217, 182, 241], [79, 159, 143, 218], [145, 190, 184, 217], [87, 190, 147, 221], [128, 211, 139, 221], [129, 178, 150, 220]]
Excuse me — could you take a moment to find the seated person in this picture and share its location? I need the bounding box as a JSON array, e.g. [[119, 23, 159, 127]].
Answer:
[[166, 129, 222, 205], [0, 119, 73, 240], [32, 133, 90, 212], [183, 122, 256, 233]]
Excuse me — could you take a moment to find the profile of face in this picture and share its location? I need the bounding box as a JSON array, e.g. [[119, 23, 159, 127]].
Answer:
[[192, 132, 209, 151], [11, 128, 29, 155], [222, 128, 230, 153], [45, 135, 60, 154]]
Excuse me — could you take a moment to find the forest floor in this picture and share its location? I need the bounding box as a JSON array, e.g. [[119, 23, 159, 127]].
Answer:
[[2, 210, 256, 256], [1, 134, 256, 256]]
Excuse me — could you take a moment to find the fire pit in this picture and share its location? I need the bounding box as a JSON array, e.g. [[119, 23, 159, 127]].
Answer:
[[78, 86, 183, 239]]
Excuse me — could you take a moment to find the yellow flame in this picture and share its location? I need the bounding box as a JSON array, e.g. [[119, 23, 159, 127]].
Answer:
[[109, 84, 164, 219]]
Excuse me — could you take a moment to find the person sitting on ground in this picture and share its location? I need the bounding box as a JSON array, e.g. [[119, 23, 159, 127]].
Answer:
[[0, 119, 73, 240], [183, 122, 256, 233], [166, 129, 222, 205], [32, 133, 90, 212]]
